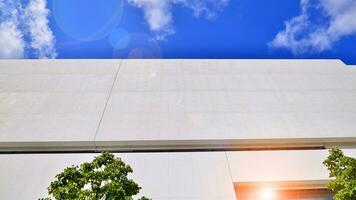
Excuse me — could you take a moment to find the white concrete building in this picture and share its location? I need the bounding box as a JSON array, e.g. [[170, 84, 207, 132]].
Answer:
[[0, 59, 355, 199]]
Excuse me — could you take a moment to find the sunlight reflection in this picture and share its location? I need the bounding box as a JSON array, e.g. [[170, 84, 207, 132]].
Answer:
[[259, 187, 276, 200], [52, 0, 124, 41]]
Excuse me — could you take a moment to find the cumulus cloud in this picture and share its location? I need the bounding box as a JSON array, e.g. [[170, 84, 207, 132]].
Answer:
[[269, 0, 356, 55], [25, 0, 57, 58], [0, 0, 56, 59], [128, 0, 229, 40], [0, 1, 25, 59]]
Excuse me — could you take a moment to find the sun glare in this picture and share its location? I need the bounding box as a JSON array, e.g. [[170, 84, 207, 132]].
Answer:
[[259, 187, 276, 200]]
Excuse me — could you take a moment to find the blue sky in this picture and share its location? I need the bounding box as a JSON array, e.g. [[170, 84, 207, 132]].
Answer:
[[1, 0, 356, 64]]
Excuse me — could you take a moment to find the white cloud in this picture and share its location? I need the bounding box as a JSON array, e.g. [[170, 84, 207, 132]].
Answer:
[[25, 0, 57, 58], [128, 0, 229, 40], [270, 0, 356, 54], [0, 0, 56, 59], [128, 0, 174, 40], [0, 20, 25, 59], [0, 0, 24, 59]]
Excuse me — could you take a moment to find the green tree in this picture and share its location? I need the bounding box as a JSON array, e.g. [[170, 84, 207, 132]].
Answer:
[[40, 152, 150, 200], [323, 148, 356, 200]]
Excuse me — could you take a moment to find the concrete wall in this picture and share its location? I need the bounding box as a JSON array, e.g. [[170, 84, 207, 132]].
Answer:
[[0, 59, 356, 151], [1, 149, 355, 200], [0, 59, 356, 199]]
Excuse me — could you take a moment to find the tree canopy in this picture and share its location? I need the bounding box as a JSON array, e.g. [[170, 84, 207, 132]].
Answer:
[[323, 148, 356, 200], [40, 152, 149, 200]]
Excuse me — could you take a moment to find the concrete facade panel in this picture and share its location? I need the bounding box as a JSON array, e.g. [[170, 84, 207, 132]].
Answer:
[[96, 59, 356, 149], [0, 59, 356, 150], [227, 149, 356, 183], [0, 60, 120, 149], [0, 152, 236, 200]]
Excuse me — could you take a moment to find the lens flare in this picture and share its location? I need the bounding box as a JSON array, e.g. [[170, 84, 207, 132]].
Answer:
[[259, 187, 276, 200], [108, 28, 130, 50], [112, 33, 162, 59], [52, 0, 124, 41]]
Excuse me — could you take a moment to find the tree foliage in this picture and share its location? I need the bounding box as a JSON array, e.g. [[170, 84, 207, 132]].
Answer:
[[323, 148, 356, 200], [40, 152, 150, 200]]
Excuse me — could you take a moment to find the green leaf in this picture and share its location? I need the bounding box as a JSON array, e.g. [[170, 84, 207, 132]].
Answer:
[[324, 148, 356, 200], [40, 152, 149, 200]]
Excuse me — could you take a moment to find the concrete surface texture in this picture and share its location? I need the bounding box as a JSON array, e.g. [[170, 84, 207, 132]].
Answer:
[[0, 152, 236, 200], [0, 59, 356, 200], [1, 59, 356, 151], [1, 149, 355, 199]]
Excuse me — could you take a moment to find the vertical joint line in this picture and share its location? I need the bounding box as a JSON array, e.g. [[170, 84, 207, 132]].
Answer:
[[225, 151, 236, 195], [94, 59, 123, 151]]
